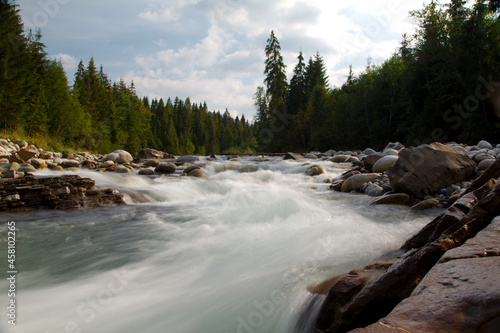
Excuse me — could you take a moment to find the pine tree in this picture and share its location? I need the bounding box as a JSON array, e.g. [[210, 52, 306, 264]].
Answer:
[[263, 30, 288, 119]]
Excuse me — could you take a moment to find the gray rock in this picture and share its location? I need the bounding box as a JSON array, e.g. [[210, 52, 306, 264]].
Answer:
[[329, 155, 349, 163], [115, 165, 131, 173], [366, 184, 384, 197], [478, 159, 496, 171], [138, 168, 154, 176], [188, 168, 207, 177], [362, 148, 377, 155], [61, 159, 80, 168], [382, 148, 399, 156], [284, 152, 304, 160], [477, 140, 493, 150], [106, 150, 133, 164], [372, 155, 398, 173]]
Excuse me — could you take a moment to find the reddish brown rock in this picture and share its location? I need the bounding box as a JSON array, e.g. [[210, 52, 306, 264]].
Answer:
[[387, 143, 476, 199]]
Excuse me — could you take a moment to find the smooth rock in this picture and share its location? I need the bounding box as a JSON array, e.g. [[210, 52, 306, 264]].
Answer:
[[13, 139, 28, 149], [366, 184, 384, 197], [341, 173, 380, 193], [183, 165, 201, 174], [371, 193, 410, 205], [101, 160, 116, 169], [329, 155, 349, 163], [138, 168, 154, 176], [136, 148, 167, 160], [363, 154, 383, 173], [372, 155, 398, 173], [362, 148, 377, 155], [477, 140, 493, 150], [0, 158, 9, 164], [387, 143, 477, 199], [155, 163, 177, 174], [345, 156, 360, 163], [143, 160, 160, 167], [478, 158, 496, 170], [17, 164, 37, 172], [385, 142, 405, 151], [382, 148, 399, 156], [306, 165, 325, 177], [106, 150, 133, 164], [115, 165, 131, 173], [9, 162, 20, 171], [188, 168, 207, 177], [410, 198, 440, 210], [474, 153, 494, 162], [305, 153, 319, 159], [61, 159, 80, 168], [284, 152, 305, 160]]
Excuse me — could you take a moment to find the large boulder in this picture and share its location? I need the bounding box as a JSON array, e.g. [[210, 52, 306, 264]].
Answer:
[[105, 150, 133, 164], [136, 148, 172, 160], [284, 152, 305, 160], [362, 154, 383, 173], [386, 143, 476, 199], [175, 155, 200, 164], [18, 145, 39, 162], [155, 163, 177, 174]]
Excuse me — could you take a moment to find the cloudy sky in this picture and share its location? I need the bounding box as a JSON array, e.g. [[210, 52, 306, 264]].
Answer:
[[16, 0, 432, 120]]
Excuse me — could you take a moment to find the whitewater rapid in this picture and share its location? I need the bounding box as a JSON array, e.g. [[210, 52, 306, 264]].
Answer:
[[0, 157, 439, 333]]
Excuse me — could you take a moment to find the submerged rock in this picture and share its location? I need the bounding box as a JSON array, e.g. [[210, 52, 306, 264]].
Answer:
[[306, 165, 325, 177]]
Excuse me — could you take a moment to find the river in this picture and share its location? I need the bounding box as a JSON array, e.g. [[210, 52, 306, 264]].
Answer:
[[0, 157, 438, 333]]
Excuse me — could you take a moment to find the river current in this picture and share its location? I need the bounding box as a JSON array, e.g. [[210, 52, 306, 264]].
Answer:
[[0, 157, 438, 333]]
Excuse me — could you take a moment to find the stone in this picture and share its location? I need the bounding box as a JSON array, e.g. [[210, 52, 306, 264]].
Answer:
[[362, 148, 377, 155], [385, 142, 405, 151], [17, 164, 37, 172], [306, 165, 325, 177], [1, 170, 17, 179], [410, 198, 440, 210], [382, 149, 399, 156], [115, 165, 131, 173], [329, 155, 349, 163], [324, 150, 337, 156], [386, 143, 476, 199], [155, 163, 177, 174], [371, 193, 410, 205], [39, 152, 53, 159], [9, 162, 20, 171], [143, 160, 160, 167], [341, 173, 380, 193], [449, 145, 467, 154], [188, 168, 207, 177], [61, 159, 80, 168], [362, 154, 383, 173], [105, 150, 133, 164], [478, 158, 495, 170], [366, 184, 384, 197], [477, 140, 493, 150], [138, 168, 154, 176], [30, 158, 46, 168], [18, 145, 39, 162], [305, 153, 319, 159], [284, 152, 305, 160], [81, 160, 97, 169], [345, 156, 360, 163], [372, 156, 398, 173], [13, 139, 28, 149], [183, 165, 201, 174], [0, 158, 9, 164], [136, 148, 168, 160], [176, 155, 200, 164], [361, 256, 500, 333], [99, 160, 114, 169]]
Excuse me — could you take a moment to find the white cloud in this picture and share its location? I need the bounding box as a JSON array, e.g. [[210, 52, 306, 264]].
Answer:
[[51, 53, 79, 74], [139, 5, 179, 22]]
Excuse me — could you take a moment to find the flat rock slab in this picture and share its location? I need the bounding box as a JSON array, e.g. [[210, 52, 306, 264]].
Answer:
[[355, 217, 500, 333]]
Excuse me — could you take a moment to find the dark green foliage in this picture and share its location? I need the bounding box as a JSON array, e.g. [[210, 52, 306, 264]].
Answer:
[[256, 3, 500, 152]]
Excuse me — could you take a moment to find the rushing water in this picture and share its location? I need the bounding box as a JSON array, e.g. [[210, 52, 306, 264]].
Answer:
[[0, 157, 439, 333]]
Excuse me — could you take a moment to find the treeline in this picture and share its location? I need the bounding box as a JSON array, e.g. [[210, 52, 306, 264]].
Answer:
[[256, 0, 500, 152], [0, 1, 255, 154]]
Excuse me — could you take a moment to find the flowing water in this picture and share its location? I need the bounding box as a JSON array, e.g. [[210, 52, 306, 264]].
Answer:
[[0, 157, 439, 333]]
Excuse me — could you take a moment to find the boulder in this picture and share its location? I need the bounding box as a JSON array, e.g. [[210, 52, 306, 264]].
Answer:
[[306, 165, 325, 177], [105, 150, 133, 164], [387, 143, 476, 199], [478, 159, 495, 170], [329, 155, 349, 163], [61, 159, 80, 168], [18, 145, 39, 162], [372, 156, 398, 173], [305, 153, 319, 159], [362, 148, 377, 155], [371, 193, 410, 205], [284, 152, 304, 160], [362, 154, 383, 173], [115, 165, 131, 173], [17, 164, 37, 172], [136, 148, 170, 160], [382, 148, 399, 156], [138, 168, 154, 176], [142, 160, 160, 167], [477, 140, 493, 150], [183, 165, 201, 174], [101, 160, 115, 169], [341, 173, 380, 193], [155, 163, 177, 174], [13, 139, 28, 149], [188, 168, 207, 177]]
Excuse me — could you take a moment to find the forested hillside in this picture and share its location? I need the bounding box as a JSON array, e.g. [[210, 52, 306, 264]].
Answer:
[[256, 0, 500, 152], [0, 1, 255, 155]]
